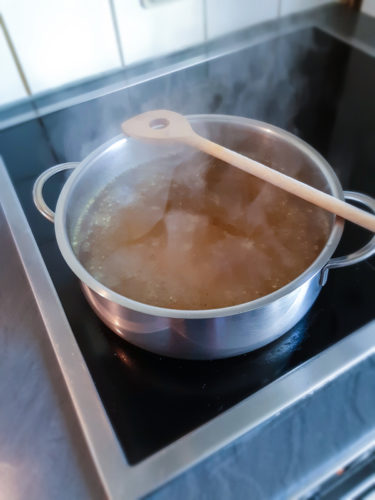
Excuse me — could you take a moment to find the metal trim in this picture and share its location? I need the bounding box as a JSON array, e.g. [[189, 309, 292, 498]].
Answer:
[[0, 157, 129, 499], [291, 430, 375, 499], [125, 322, 375, 499], [341, 475, 375, 500], [1, 155, 375, 498], [318, 25, 375, 58]]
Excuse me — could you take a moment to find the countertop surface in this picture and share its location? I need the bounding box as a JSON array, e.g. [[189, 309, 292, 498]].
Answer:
[[1, 4, 375, 499], [0, 206, 104, 500]]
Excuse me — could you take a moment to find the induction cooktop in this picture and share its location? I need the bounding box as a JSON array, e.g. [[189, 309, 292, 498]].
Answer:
[[1, 26, 375, 497]]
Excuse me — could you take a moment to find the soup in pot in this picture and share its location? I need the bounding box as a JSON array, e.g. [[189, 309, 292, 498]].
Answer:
[[72, 154, 331, 310]]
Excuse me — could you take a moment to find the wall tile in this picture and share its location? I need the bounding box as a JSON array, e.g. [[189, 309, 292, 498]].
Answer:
[[205, 0, 279, 40], [113, 0, 205, 66], [0, 26, 28, 107], [1, 0, 122, 95], [279, 0, 335, 17], [362, 0, 375, 17]]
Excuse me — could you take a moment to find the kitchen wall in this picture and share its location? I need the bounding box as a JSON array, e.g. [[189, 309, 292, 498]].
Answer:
[[1, 0, 337, 109], [361, 0, 375, 17]]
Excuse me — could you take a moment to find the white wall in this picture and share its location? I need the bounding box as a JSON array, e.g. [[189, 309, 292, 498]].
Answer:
[[1, 0, 338, 109], [1, 0, 121, 96], [362, 0, 375, 17], [205, 0, 279, 39], [279, 0, 335, 16], [114, 0, 205, 65]]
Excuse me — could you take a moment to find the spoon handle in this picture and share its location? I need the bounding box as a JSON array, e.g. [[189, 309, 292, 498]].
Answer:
[[185, 133, 375, 232]]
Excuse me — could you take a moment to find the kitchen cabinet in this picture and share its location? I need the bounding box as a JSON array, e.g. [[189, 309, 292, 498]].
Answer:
[[0, 0, 121, 94], [113, 0, 205, 65]]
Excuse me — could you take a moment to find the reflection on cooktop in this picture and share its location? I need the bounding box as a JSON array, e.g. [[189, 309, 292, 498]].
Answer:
[[107, 319, 307, 463]]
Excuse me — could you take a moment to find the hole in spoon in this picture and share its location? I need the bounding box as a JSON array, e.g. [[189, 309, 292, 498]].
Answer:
[[149, 118, 169, 129]]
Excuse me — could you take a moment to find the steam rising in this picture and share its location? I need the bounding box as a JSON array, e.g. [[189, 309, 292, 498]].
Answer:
[[62, 28, 332, 310], [48, 28, 323, 162]]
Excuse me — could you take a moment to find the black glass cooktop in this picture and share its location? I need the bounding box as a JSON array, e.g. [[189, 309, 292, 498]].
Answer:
[[1, 28, 374, 465]]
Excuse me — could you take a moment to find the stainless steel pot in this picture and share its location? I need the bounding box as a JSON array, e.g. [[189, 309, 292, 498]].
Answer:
[[33, 115, 375, 359]]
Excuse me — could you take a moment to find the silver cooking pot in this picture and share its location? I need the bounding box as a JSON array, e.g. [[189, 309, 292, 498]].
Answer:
[[33, 115, 375, 359]]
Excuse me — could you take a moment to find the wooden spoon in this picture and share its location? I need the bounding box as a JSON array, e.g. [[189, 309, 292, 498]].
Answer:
[[122, 109, 375, 233]]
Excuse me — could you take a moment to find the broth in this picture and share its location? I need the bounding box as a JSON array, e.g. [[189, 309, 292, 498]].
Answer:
[[72, 156, 331, 309]]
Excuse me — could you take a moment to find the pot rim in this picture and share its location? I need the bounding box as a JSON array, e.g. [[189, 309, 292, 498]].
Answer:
[[55, 114, 344, 319]]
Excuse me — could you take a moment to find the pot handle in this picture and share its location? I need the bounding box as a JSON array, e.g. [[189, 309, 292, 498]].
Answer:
[[32, 162, 79, 223], [320, 190, 375, 286]]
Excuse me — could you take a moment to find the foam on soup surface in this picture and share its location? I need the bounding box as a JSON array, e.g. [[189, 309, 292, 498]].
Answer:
[[72, 155, 331, 309]]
